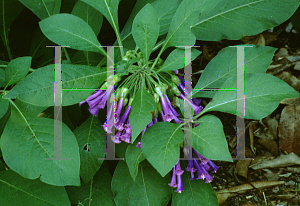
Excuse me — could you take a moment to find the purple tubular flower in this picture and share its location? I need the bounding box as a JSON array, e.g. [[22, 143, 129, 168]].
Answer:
[[178, 83, 185, 93], [193, 160, 205, 180], [192, 98, 202, 106], [186, 147, 196, 173], [175, 173, 184, 193], [136, 142, 141, 148], [124, 119, 131, 134], [103, 102, 115, 133], [164, 95, 179, 117], [115, 97, 124, 123], [82, 85, 114, 116], [153, 116, 158, 124], [177, 76, 184, 85], [161, 111, 166, 121], [174, 160, 184, 193], [112, 131, 122, 144], [169, 166, 177, 188], [160, 96, 174, 122], [207, 159, 220, 173], [141, 126, 147, 136], [174, 70, 178, 74], [148, 120, 153, 127], [79, 90, 103, 106], [179, 93, 203, 116], [115, 105, 131, 131], [120, 132, 131, 143]]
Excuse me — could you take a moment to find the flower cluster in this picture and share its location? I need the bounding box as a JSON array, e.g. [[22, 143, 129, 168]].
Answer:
[[169, 146, 220, 193], [78, 65, 218, 194]]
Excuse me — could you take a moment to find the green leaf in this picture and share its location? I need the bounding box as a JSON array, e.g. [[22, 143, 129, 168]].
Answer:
[[160, 48, 201, 72], [3, 64, 107, 106], [172, 168, 218, 206], [193, 46, 278, 98], [0, 68, 5, 87], [200, 73, 300, 120], [0, 98, 9, 119], [66, 162, 116, 206], [0, 170, 71, 206], [0, 106, 80, 186], [129, 87, 156, 142], [190, 115, 232, 161], [0, 100, 10, 136], [73, 115, 106, 184], [111, 161, 134, 206], [141, 122, 184, 177], [19, 0, 61, 20], [151, 0, 181, 36], [119, 0, 155, 44], [5, 56, 31, 87], [39, 14, 106, 55], [125, 136, 145, 181], [14, 98, 48, 117], [72, 1, 103, 36], [191, 0, 300, 41], [81, 0, 120, 35], [132, 3, 159, 62], [111, 160, 172, 206], [160, 0, 203, 52]]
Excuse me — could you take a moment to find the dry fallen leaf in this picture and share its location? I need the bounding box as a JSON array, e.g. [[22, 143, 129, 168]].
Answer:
[[249, 152, 300, 170], [257, 138, 278, 156], [216, 181, 285, 205], [276, 71, 300, 91], [278, 105, 300, 156]]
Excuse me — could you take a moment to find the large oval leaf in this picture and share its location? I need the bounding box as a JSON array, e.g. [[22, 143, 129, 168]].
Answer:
[[160, 48, 201, 72], [200, 73, 300, 119], [0, 106, 80, 186], [132, 3, 159, 62], [3, 64, 107, 106], [191, 115, 232, 161], [39, 13, 106, 55], [81, 0, 120, 36], [125, 136, 145, 182], [73, 115, 106, 184], [111, 160, 171, 206], [193, 46, 277, 98], [0, 170, 71, 206], [66, 162, 116, 206], [191, 0, 300, 41], [19, 0, 61, 20], [141, 122, 184, 177], [5, 56, 31, 87], [129, 87, 156, 142], [71, 1, 103, 36]]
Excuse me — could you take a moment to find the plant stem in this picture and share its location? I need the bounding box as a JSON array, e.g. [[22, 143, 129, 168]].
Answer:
[[63, 48, 71, 63]]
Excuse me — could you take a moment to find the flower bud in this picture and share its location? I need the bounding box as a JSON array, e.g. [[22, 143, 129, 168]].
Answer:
[[155, 86, 163, 96], [153, 93, 160, 103], [157, 58, 164, 66], [115, 88, 122, 101], [123, 98, 128, 107], [171, 75, 181, 85], [128, 97, 134, 105], [121, 87, 129, 98], [172, 85, 181, 96]]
